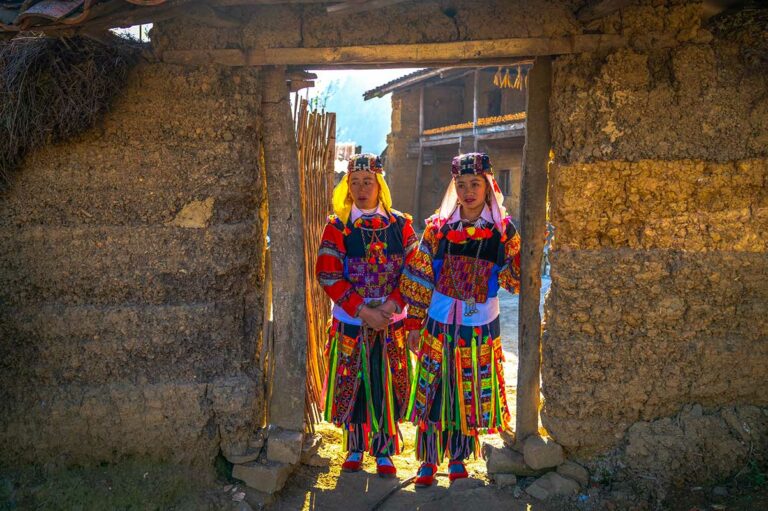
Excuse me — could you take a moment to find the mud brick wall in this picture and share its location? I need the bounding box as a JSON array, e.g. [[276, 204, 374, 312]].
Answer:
[[386, 89, 421, 216], [543, 3, 768, 456], [151, 0, 581, 53], [0, 63, 266, 468]]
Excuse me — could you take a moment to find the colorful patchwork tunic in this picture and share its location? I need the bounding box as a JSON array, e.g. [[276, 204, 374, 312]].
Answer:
[[316, 205, 418, 454], [400, 206, 521, 461]]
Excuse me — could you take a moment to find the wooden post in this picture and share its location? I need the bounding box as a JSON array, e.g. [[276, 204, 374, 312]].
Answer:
[[472, 68, 479, 151], [515, 56, 551, 444], [413, 86, 424, 223], [261, 65, 307, 431]]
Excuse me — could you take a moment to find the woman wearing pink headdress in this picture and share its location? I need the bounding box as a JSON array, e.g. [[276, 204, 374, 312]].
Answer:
[[400, 152, 521, 487]]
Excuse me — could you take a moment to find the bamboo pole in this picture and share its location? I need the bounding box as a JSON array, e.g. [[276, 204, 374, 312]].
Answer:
[[295, 97, 336, 429]]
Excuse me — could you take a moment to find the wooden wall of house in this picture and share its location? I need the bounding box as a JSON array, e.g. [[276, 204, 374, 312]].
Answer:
[[0, 63, 267, 469]]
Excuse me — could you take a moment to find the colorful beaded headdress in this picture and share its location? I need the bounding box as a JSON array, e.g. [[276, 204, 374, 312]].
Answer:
[[431, 151, 508, 233], [332, 153, 392, 224], [451, 152, 493, 177], [347, 153, 383, 174]]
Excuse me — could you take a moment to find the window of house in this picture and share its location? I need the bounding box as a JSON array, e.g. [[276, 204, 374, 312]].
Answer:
[[487, 89, 501, 117], [497, 169, 511, 195]]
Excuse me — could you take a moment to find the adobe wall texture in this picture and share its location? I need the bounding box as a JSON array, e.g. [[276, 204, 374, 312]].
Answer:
[[386, 89, 421, 216], [151, 0, 582, 53], [0, 62, 267, 469], [543, 1, 768, 472]]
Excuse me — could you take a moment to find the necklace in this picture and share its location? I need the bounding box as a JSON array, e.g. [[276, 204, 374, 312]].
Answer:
[[357, 214, 389, 265], [446, 219, 485, 317]]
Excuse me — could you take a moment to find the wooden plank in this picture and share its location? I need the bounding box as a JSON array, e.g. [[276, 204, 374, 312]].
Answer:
[[327, 0, 409, 15], [515, 56, 551, 444], [472, 68, 479, 151], [288, 79, 315, 92], [576, 0, 634, 22], [298, 58, 535, 71], [262, 65, 308, 431], [161, 35, 625, 67]]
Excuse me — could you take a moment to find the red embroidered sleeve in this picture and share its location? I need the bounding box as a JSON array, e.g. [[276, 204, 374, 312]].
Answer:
[[400, 221, 439, 330], [315, 219, 364, 317], [498, 222, 522, 294]]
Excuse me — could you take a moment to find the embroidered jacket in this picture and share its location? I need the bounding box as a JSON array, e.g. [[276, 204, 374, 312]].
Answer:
[[316, 208, 419, 321], [400, 215, 521, 330]]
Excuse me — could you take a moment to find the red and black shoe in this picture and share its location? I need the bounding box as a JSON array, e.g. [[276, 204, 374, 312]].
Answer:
[[342, 451, 364, 472], [376, 456, 397, 478], [414, 463, 438, 487], [448, 460, 468, 482]]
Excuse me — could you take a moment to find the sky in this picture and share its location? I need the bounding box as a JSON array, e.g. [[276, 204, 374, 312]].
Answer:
[[301, 69, 420, 154]]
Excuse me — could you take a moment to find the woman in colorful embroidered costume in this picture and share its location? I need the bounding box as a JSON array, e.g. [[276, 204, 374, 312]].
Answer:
[[316, 153, 418, 478], [400, 152, 521, 486]]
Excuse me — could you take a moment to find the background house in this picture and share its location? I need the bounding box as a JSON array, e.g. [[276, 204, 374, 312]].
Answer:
[[366, 66, 530, 224]]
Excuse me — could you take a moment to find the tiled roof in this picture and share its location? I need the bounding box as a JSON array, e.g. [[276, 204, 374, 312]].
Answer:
[[362, 68, 435, 99], [0, 0, 171, 33]]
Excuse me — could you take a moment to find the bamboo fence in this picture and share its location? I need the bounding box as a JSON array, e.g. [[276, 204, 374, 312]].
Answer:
[[294, 96, 336, 431]]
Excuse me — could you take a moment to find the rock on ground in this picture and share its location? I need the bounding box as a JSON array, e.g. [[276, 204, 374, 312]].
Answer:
[[525, 471, 580, 501], [523, 435, 565, 470]]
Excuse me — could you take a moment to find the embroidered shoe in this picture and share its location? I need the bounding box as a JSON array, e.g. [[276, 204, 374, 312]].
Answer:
[[414, 463, 438, 487], [342, 451, 364, 472], [448, 460, 468, 482], [376, 456, 397, 478]]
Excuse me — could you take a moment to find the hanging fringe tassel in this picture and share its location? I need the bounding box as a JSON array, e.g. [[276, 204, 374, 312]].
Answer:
[[471, 332, 481, 432], [322, 332, 340, 422], [359, 341, 380, 434]]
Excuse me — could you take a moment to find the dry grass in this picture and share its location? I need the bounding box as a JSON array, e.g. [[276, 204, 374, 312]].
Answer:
[[0, 34, 141, 186]]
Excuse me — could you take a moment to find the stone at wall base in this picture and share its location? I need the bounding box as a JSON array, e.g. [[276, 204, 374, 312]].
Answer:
[[493, 473, 518, 489], [225, 447, 263, 465], [232, 461, 293, 494], [300, 433, 322, 464], [267, 428, 303, 465], [557, 461, 589, 488], [525, 472, 580, 500], [499, 429, 516, 449], [483, 443, 546, 477], [523, 435, 565, 470]]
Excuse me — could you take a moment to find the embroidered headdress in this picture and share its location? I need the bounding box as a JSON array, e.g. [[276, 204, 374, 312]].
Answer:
[[451, 152, 493, 177], [432, 152, 507, 232], [347, 153, 384, 174], [332, 153, 392, 224]]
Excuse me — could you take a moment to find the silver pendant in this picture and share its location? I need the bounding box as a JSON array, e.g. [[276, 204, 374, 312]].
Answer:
[[464, 298, 478, 316]]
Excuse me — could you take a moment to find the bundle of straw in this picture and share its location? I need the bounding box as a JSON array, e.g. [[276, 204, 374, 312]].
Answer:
[[0, 34, 140, 185]]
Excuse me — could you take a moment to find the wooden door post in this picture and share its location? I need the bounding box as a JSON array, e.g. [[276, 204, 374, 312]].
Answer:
[[515, 56, 551, 444], [261, 65, 308, 431]]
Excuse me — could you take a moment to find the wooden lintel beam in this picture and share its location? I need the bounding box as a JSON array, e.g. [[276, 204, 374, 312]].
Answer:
[[288, 79, 315, 92], [576, 0, 634, 22], [327, 0, 409, 15], [160, 34, 625, 67]]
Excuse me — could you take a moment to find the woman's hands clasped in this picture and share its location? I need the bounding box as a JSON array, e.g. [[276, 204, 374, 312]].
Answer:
[[358, 300, 397, 331]]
